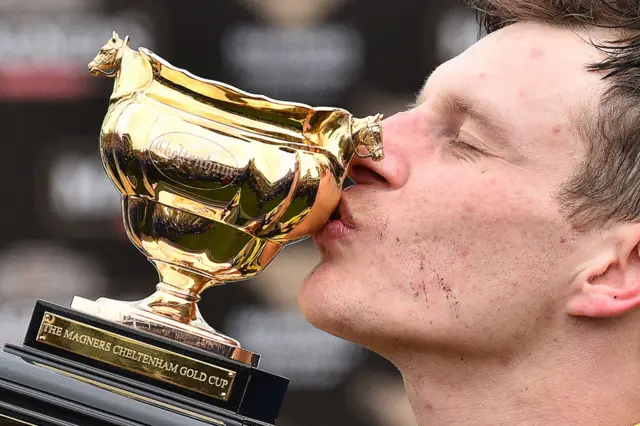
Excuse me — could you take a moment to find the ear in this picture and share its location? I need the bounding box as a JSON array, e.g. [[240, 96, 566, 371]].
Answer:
[[567, 223, 640, 318], [111, 31, 120, 42], [124, 35, 131, 47]]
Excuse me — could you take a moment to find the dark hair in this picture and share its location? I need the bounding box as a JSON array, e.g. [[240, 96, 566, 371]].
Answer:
[[466, 0, 640, 231]]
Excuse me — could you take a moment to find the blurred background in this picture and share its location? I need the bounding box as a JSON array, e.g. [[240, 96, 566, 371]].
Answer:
[[0, 0, 479, 424]]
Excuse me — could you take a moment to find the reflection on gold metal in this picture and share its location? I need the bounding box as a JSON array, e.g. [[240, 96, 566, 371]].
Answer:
[[80, 32, 384, 365], [35, 362, 226, 425], [36, 312, 236, 401], [0, 414, 37, 426]]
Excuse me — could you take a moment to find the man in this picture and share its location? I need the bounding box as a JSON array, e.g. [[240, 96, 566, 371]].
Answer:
[[299, 1, 640, 424]]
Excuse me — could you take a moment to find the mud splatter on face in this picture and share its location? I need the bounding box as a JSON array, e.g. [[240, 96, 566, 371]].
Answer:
[[436, 272, 460, 317]]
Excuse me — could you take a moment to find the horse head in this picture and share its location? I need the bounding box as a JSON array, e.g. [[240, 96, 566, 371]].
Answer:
[[88, 32, 130, 77], [353, 113, 384, 162]]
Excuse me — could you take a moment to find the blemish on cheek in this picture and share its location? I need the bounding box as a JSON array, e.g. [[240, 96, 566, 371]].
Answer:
[[499, 354, 512, 367], [559, 237, 567, 244], [460, 247, 470, 258], [478, 72, 487, 79], [530, 47, 545, 59], [552, 125, 562, 135], [463, 202, 475, 214]]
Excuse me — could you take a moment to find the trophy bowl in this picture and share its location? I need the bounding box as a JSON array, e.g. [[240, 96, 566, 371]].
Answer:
[[73, 32, 385, 367]]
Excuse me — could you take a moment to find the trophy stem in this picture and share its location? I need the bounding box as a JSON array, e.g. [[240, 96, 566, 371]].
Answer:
[[132, 261, 243, 350], [137, 261, 213, 324]]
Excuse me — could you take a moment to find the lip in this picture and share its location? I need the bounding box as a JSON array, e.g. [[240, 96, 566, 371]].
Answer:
[[313, 198, 358, 246]]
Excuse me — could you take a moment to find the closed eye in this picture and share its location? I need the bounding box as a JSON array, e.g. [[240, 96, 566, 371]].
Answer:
[[450, 137, 485, 156]]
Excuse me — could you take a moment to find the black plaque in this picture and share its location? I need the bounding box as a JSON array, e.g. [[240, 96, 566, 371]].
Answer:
[[0, 300, 289, 426]]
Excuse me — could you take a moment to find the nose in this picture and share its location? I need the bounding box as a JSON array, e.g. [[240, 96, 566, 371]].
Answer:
[[348, 112, 410, 189]]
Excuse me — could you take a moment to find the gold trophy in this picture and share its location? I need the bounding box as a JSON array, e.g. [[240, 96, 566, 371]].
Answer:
[[0, 32, 383, 425]]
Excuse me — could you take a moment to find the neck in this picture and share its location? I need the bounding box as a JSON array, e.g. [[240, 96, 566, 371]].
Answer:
[[111, 47, 152, 102], [313, 111, 355, 172], [393, 319, 640, 425]]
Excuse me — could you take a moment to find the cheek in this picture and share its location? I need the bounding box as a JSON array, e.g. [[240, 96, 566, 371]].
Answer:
[[405, 166, 556, 244], [394, 166, 569, 311]]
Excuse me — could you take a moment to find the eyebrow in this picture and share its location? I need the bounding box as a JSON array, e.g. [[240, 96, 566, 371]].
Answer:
[[414, 85, 510, 146]]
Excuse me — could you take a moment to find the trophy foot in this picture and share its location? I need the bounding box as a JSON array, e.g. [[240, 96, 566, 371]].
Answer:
[[71, 296, 260, 367]]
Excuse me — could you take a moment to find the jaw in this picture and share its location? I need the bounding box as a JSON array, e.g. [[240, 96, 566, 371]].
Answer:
[[88, 65, 117, 77]]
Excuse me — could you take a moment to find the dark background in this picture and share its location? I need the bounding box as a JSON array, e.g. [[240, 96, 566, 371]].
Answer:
[[0, 1, 479, 424]]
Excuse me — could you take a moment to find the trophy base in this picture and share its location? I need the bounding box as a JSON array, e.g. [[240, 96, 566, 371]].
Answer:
[[70, 296, 260, 367], [0, 300, 288, 425]]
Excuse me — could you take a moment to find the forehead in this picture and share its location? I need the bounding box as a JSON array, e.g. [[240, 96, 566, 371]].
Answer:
[[425, 22, 606, 161]]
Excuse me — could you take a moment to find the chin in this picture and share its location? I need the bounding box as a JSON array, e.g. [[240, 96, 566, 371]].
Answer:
[[298, 259, 384, 351], [298, 260, 357, 339]]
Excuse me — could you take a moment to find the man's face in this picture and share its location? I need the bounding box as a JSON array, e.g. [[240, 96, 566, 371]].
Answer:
[[299, 22, 606, 357]]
